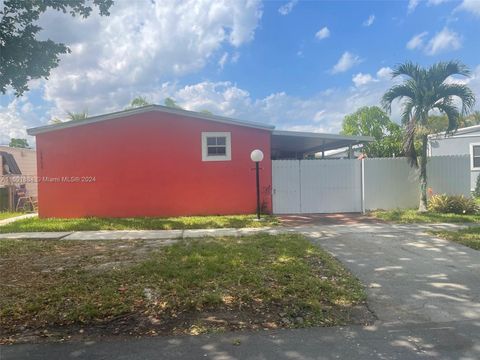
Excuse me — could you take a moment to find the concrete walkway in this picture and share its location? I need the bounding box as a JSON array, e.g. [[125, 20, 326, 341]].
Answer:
[[0, 222, 475, 241], [2, 222, 480, 359]]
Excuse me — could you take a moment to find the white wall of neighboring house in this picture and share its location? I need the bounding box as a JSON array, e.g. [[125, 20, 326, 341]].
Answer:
[[428, 125, 480, 191], [0, 145, 38, 197], [317, 145, 363, 159]]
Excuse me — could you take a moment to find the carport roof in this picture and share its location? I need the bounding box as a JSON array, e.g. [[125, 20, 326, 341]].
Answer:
[[271, 130, 374, 157]]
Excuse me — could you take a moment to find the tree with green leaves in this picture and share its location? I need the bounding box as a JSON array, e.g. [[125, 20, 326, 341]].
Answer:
[[382, 61, 476, 211], [9, 138, 29, 148], [128, 96, 151, 109], [428, 111, 480, 134], [427, 114, 449, 134], [1, 0, 113, 96], [462, 110, 480, 128], [164, 97, 182, 109], [341, 106, 404, 158]]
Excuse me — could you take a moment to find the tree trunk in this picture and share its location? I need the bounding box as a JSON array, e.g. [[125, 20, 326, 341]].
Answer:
[[418, 135, 428, 212]]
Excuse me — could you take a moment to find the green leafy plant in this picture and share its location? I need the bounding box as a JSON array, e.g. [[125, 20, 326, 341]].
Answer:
[[428, 194, 477, 214]]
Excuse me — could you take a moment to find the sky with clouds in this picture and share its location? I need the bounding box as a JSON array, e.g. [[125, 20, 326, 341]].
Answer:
[[1, 0, 480, 145]]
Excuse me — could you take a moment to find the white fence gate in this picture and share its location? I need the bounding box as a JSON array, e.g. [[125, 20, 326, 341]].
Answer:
[[272, 155, 470, 214]]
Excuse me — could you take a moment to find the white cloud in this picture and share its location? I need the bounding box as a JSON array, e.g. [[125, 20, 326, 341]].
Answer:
[[4, 64, 480, 141], [457, 0, 480, 16], [376, 67, 393, 80], [406, 31, 428, 50], [406, 28, 462, 55], [218, 53, 229, 69], [331, 52, 362, 74], [315, 27, 330, 40], [148, 69, 410, 133], [278, 0, 298, 15], [408, 0, 450, 13], [427, 0, 450, 5], [0, 96, 43, 145], [0, 103, 28, 145], [231, 52, 240, 63], [352, 73, 376, 87], [408, 0, 420, 13], [362, 14, 375, 27], [38, 0, 262, 115], [425, 27, 462, 55]]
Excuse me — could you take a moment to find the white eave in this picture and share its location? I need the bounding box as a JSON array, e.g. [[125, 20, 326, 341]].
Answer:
[[27, 104, 275, 136], [428, 124, 480, 139]]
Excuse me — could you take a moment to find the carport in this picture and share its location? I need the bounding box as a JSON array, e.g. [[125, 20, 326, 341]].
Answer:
[[271, 130, 373, 159]]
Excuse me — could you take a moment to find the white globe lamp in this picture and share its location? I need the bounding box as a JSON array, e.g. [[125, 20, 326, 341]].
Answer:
[[250, 149, 264, 163]]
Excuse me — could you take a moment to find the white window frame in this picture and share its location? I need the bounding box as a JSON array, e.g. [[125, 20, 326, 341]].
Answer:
[[470, 143, 480, 170], [201, 132, 231, 161]]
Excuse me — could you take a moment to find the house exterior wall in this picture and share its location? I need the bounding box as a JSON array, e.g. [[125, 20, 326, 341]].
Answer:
[[35, 112, 272, 218], [0, 146, 37, 197], [429, 133, 480, 190]]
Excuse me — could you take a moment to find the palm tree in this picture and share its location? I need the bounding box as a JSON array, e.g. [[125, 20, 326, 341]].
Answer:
[[66, 110, 88, 121], [382, 61, 475, 211], [128, 96, 150, 108]]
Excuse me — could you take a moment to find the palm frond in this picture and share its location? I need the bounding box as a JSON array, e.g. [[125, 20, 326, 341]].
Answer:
[[428, 60, 471, 85], [435, 101, 460, 133], [381, 84, 415, 113], [436, 83, 476, 115], [400, 99, 414, 126], [391, 61, 423, 81]]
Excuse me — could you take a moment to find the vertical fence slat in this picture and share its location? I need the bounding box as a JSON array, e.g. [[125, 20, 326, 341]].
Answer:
[[364, 158, 419, 210], [427, 155, 470, 197]]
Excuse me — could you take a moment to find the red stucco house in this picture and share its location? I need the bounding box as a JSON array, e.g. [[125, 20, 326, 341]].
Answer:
[[27, 105, 371, 218]]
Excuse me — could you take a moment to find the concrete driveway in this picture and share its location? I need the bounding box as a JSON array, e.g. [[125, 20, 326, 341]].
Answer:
[[305, 225, 480, 324]]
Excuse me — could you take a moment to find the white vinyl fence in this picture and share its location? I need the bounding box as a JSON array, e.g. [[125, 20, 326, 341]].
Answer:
[[272, 155, 470, 214]]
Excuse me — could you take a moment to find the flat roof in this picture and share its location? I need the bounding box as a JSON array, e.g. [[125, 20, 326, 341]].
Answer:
[[272, 130, 373, 155], [27, 104, 275, 136]]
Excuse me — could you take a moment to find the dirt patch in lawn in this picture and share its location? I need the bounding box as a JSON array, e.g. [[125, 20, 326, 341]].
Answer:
[[0, 234, 374, 344]]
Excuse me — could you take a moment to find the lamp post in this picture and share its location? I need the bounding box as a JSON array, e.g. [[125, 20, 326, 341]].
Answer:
[[250, 149, 264, 220]]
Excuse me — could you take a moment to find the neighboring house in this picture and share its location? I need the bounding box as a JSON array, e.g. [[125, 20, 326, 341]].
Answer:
[[0, 145, 38, 198], [318, 145, 363, 159], [428, 124, 480, 191], [27, 105, 372, 218]]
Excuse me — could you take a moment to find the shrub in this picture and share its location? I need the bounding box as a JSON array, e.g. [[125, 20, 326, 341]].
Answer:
[[428, 194, 478, 214]]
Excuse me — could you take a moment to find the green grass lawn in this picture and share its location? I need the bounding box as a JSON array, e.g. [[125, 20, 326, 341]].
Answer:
[[0, 214, 278, 233], [371, 209, 480, 223], [0, 234, 367, 342], [0, 212, 23, 221], [432, 227, 480, 250]]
